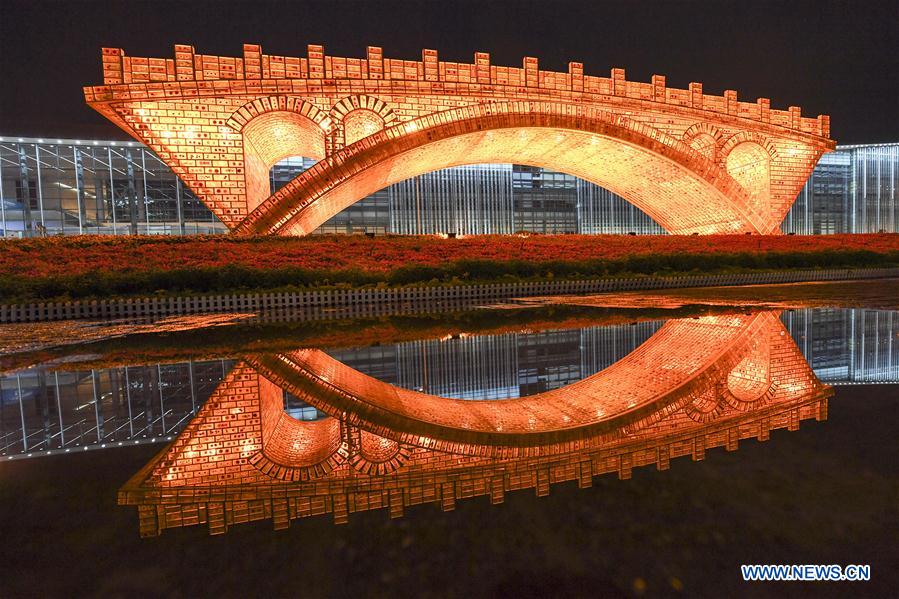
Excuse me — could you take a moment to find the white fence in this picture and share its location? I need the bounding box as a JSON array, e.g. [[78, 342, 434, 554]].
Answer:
[[2, 268, 897, 323]]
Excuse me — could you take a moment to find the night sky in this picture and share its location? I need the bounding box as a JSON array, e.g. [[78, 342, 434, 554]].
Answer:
[[1, 0, 896, 144]]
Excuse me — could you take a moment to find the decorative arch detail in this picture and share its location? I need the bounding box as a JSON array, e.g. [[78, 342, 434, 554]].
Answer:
[[343, 110, 387, 145], [331, 96, 399, 146], [682, 123, 724, 145], [231, 97, 331, 212], [721, 131, 779, 161], [347, 428, 413, 475], [682, 123, 724, 162], [682, 384, 727, 423], [724, 138, 774, 218], [226, 96, 330, 132], [329, 95, 398, 126], [249, 444, 347, 481], [721, 333, 778, 411], [722, 382, 779, 412]]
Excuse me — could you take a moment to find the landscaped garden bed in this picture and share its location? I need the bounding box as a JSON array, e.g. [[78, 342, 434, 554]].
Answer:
[[2, 233, 898, 302]]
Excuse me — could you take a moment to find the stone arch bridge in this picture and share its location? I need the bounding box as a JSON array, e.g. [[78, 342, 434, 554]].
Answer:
[[85, 44, 835, 235]]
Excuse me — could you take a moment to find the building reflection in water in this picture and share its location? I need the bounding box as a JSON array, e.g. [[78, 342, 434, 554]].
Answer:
[[0, 360, 234, 458], [329, 321, 662, 400], [2, 308, 895, 461], [115, 310, 835, 536]]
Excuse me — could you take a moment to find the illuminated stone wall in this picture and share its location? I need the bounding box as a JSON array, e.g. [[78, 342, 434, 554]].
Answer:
[[85, 44, 835, 235]]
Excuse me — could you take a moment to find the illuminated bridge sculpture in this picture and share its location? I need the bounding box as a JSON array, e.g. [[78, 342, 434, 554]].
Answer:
[[120, 311, 831, 536], [85, 45, 835, 236]]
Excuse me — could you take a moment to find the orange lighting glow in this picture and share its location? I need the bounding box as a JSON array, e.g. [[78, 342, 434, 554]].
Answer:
[[85, 44, 835, 235], [119, 310, 831, 536]]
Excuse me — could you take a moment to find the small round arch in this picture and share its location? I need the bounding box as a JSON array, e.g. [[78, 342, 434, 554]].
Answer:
[[721, 131, 779, 161], [347, 428, 413, 475], [682, 123, 724, 162], [329, 95, 398, 127], [226, 95, 330, 132], [229, 96, 331, 212]]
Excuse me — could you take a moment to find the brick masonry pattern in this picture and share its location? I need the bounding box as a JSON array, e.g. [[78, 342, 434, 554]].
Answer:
[[84, 44, 835, 234]]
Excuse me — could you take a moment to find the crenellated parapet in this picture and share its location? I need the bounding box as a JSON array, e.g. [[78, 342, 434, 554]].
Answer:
[[91, 44, 831, 138]]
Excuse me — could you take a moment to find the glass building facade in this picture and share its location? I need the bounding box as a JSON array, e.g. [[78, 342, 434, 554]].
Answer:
[[0, 137, 225, 236], [783, 143, 899, 235], [2, 134, 896, 237]]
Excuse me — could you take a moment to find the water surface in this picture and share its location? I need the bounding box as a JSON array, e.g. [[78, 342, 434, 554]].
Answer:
[[1, 280, 896, 597]]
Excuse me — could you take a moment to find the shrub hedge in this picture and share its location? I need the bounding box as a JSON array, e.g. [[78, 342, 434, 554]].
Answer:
[[2, 248, 897, 303]]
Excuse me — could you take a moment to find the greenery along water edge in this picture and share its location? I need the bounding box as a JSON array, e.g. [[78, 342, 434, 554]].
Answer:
[[3, 249, 898, 303]]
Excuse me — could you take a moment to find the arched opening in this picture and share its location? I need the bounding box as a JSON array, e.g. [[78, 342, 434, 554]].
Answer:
[[266, 127, 756, 236], [267, 157, 664, 236], [242, 111, 326, 212], [237, 104, 767, 236], [257, 373, 342, 469], [343, 108, 385, 145], [688, 132, 719, 162], [725, 141, 771, 215]]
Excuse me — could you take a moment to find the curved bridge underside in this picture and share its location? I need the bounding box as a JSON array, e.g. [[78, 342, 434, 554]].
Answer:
[[139, 310, 828, 500], [246, 311, 822, 457], [234, 103, 768, 236]]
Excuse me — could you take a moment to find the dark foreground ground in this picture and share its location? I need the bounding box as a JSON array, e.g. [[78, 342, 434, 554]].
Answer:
[[1, 386, 896, 598]]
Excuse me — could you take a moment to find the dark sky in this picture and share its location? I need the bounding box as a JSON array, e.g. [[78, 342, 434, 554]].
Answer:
[[1, 0, 896, 144]]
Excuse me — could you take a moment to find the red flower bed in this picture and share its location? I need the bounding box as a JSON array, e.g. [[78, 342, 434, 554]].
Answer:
[[2, 233, 898, 278]]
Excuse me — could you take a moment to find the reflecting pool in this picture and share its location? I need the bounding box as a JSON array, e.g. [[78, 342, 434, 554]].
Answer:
[[1, 281, 897, 597], [3, 307, 896, 462]]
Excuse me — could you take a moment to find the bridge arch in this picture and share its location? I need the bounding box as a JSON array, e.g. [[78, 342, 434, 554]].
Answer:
[[247, 312, 795, 457], [228, 97, 330, 211], [235, 102, 773, 236], [682, 123, 724, 162], [330, 95, 399, 146]]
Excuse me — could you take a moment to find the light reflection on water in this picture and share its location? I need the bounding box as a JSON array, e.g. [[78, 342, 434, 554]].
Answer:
[[122, 310, 833, 535], [0, 300, 895, 536], [1, 307, 896, 464]]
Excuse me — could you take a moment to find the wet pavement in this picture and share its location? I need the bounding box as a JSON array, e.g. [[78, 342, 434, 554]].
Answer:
[[1, 281, 896, 597]]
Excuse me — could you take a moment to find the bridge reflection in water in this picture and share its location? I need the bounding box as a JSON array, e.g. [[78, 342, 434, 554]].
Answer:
[[121, 310, 831, 536]]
